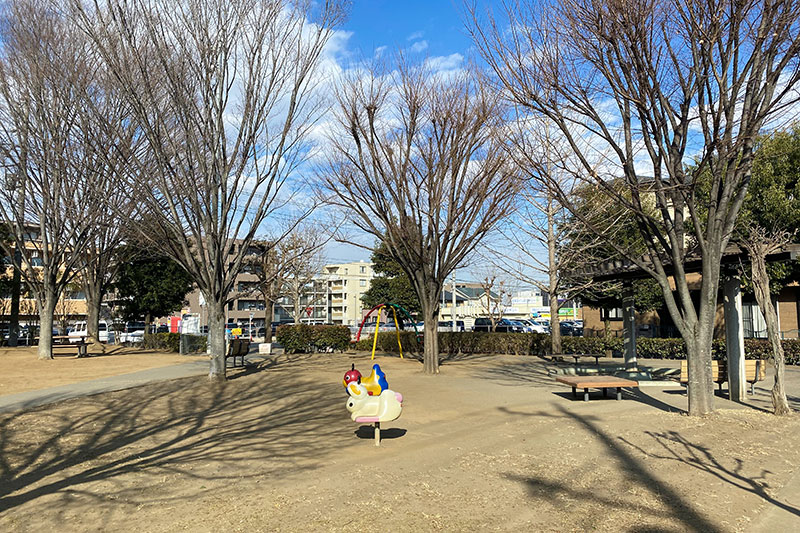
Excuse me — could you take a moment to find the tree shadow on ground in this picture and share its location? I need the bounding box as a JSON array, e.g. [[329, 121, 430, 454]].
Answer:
[[0, 366, 353, 525], [620, 429, 800, 520], [506, 404, 798, 531]]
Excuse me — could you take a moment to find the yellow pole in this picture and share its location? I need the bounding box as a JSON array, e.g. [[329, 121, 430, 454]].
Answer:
[[371, 306, 382, 360], [391, 306, 404, 359]]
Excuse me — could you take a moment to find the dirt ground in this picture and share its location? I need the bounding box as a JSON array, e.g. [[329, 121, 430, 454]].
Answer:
[[0, 346, 206, 396], [1, 352, 799, 532]]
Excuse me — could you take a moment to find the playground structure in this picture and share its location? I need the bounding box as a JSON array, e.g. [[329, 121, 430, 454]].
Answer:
[[355, 303, 420, 360], [343, 363, 403, 446]]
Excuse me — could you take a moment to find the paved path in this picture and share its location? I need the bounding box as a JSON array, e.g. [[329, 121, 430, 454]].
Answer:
[[0, 359, 209, 414], [749, 465, 800, 531]]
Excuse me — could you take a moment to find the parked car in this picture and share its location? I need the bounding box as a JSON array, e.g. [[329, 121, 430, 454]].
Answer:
[[271, 321, 294, 336], [437, 320, 465, 332], [560, 320, 584, 337], [516, 319, 547, 334], [69, 320, 109, 343], [119, 321, 146, 343], [472, 318, 525, 333]]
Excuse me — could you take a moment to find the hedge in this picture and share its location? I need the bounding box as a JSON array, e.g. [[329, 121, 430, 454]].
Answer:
[[276, 324, 352, 354], [348, 331, 800, 365], [142, 332, 207, 354]]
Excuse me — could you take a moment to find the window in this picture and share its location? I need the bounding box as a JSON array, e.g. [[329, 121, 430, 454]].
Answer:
[[601, 308, 623, 320], [360, 265, 366, 274], [360, 279, 366, 287], [742, 302, 767, 338], [237, 300, 265, 311]]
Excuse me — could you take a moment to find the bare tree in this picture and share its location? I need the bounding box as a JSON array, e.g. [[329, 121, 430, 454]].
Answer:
[[0, 0, 107, 359], [79, 73, 142, 346], [477, 274, 510, 332], [493, 116, 616, 354], [740, 227, 793, 415], [243, 226, 327, 328], [71, 0, 347, 380], [321, 58, 517, 373], [469, 0, 800, 415]]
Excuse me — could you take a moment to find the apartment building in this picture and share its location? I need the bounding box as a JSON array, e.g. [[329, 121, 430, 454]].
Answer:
[[178, 260, 375, 329]]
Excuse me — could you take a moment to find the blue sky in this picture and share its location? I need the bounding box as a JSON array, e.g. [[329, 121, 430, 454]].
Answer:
[[343, 1, 476, 60]]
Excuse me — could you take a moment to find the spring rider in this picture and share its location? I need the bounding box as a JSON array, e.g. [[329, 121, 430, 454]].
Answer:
[[343, 363, 403, 446]]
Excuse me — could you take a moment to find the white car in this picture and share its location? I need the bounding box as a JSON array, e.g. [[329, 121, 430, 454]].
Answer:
[[518, 319, 547, 334], [68, 320, 109, 343]]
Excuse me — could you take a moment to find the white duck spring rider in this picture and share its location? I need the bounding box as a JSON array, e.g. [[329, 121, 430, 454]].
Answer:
[[344, 365, 403, 446]]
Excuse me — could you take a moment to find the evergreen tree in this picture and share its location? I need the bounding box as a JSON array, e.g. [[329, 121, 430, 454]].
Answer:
[[361, 242, 421, 316]]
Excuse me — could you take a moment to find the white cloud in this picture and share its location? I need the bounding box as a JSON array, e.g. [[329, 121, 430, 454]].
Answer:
[[425, 53, 463, 73], [406, 31, 424, 41], [410, 40, 429, 53]]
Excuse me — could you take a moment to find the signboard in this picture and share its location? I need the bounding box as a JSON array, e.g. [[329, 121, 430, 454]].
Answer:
[[306, 307, 313, 317], [232, 328, 243, 337], [182, 313, 201, 335]]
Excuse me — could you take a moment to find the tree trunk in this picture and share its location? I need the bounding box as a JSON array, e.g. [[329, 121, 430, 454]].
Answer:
[[422, 302, 439, 374], [37, 288, 57, 360], [263, 297, 274, 339], [549, 290, 561, 355], [750, 253, 791, 415], [207, 301, 227, 382], [546, 195, 561, 355], [292, 290, 300, 325], [8, 246, 21, 347], [686, 314, 715, 416], [85, 281, 103, 345]]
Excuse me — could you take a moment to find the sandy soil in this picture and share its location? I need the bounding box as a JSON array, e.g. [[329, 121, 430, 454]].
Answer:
[[0, 346, 206, 395], [1, 353, 799, 532]]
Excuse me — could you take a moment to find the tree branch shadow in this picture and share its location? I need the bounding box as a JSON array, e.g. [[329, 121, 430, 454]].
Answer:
[[507, 404, 725, 532], [0, 369, 353, 526]]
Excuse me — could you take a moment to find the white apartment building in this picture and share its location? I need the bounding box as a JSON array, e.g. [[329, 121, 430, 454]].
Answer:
[[271, 260, 375, 326]]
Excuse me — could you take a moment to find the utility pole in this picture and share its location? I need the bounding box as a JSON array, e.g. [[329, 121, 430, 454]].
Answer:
[[452, 271, 457, 332]]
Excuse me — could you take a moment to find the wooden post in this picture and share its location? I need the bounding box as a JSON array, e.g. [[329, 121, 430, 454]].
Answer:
[[724, 275, 747, 402], [622, 280, 637, 371]]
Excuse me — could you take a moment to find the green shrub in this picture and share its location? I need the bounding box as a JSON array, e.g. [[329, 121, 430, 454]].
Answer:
[[353, 331, 421, 353], [311, 325, 352, 352], [277, 324, 354, 354], [142, 332, 180, 352], [182, 334, 207, 354]]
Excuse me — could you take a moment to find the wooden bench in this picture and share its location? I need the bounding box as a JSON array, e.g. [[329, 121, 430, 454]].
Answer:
[[225, 339, 251, 368], [679, 360, 766, 395], [51, 336, 88, 357], [555, 375, 639, 402]]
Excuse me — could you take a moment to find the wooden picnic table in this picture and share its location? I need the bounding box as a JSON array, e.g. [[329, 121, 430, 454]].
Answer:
[[555, 375, 639, 402]]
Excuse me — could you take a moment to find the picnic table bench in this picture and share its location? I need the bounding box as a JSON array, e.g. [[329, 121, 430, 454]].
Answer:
[[555, 375, 639, 402], [51, 335, 88, 357], [552, 352, 604, 366], [225, 339, 251, 368], [679, 359, 765, 395]]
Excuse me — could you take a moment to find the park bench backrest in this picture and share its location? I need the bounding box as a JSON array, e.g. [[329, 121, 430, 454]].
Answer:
[[680, 359, 764, 384], [228, 339, 241, 356], [679, 360, 725, 383]]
